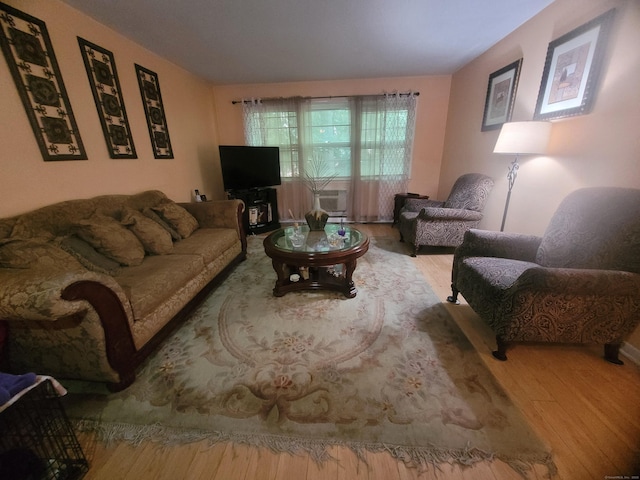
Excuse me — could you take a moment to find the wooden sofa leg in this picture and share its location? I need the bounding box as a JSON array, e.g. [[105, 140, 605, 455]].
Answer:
[[107, 371, 136, 392], [492, 335, 508, 361], [446, 286, 460, 305], [604, 343, 624, 365]]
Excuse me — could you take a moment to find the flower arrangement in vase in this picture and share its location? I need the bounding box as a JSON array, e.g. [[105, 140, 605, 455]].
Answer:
[[303, 152, 336, 230]]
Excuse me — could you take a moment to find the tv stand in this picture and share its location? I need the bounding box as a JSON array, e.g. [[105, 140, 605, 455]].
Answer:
[[227, 188, 280, 235]]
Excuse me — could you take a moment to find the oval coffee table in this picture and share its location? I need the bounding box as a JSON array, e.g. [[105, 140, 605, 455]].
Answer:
[[263, 224, 369, 298]]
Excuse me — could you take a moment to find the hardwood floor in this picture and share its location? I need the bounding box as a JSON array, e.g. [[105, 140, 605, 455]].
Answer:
[[77, 224, 640, 479]]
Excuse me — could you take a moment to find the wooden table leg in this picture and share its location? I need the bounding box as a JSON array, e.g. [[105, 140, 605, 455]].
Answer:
[[343, 259, 358, 298], [271, 258, 287, 297]]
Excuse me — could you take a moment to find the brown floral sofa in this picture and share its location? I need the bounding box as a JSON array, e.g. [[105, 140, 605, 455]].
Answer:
[[0, 190, 246, 390], [447, 187, 640, 364]]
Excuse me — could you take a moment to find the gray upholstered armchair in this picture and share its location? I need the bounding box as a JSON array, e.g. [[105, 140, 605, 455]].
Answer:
[[447, 187, 640, 364], [398, 173, 494, 255]]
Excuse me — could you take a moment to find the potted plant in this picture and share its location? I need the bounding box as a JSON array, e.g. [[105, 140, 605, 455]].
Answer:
[[303, 152, 336, 230]]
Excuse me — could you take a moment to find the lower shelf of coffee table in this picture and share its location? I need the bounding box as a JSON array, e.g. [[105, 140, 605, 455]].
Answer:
[[274, 265, 357, 298]]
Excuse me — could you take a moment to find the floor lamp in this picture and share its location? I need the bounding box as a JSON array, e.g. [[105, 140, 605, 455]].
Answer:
[[493, 121, 552, 231]]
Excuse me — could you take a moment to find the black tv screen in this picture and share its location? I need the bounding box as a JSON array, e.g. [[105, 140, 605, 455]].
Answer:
[[219, 145, 281, 191]]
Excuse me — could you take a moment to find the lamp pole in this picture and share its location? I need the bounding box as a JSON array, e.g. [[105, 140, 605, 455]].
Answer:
[[493, 121, 552, 232], [500, 156, 519, 232]]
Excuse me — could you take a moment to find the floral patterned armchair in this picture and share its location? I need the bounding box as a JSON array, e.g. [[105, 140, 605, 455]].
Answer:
[[447, 187, 640, 364], [398, 173, 494, 255]]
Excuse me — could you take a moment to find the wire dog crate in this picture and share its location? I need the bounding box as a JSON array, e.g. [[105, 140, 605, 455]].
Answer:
[[0, 378, 89, 480]]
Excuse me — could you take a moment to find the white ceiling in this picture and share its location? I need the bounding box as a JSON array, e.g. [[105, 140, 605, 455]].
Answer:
[[60, 0, 555, 85]]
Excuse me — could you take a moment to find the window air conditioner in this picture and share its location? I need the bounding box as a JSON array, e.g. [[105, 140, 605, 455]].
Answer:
[[318, 190, 347, 214]]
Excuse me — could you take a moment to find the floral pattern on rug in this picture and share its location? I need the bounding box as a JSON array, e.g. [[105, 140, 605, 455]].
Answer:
[[66, 236, 555, 476]]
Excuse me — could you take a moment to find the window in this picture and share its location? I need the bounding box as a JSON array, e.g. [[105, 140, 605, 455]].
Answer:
[[360, 106, 410, 178], [248, 108, 299, 177], [309, 99, 352, 178], [242, 93, 417, 221]]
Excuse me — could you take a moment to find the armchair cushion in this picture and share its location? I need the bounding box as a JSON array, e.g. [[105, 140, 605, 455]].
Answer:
[[419, 207, 483, 222], [402, 198, 445, 211], [461, 257, 538, 292]]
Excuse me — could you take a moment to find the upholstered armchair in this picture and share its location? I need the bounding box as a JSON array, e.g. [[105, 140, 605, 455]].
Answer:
[[447, 187, 640, 364], [398, 173, 494, 255]]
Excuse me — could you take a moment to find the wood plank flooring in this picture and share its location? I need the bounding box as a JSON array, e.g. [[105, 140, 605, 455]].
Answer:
[[76, 224, 640, 479]]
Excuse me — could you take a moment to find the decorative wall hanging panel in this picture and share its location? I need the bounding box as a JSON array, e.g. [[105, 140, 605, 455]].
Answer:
[[0, 2, 86, 160], [135, 64, 173, 159], [78, 37, 136, 159], [534, 9, 615, 120], [481, 59, 522, 131]]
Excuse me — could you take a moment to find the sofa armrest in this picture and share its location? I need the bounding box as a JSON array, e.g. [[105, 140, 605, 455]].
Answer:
[[180, 199, 246, 253], [61, 279, 137, 387], [1, 265, 139, 388], [455, 229, 542, 263], [418, 207, 483, 222], [179, 199, 243, 229], [0, 267, 107, 322], [402, 198, 445, 212]]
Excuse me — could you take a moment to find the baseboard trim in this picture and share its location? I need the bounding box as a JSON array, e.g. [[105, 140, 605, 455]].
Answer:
[[621, 341, 640, 366]]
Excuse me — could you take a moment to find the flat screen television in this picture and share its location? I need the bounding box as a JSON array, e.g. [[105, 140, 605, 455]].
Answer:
[[219, 145, 281, 191]]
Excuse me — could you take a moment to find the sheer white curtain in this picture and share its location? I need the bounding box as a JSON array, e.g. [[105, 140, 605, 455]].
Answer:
[[242, 93, 417, 222], [242, 97, 313, 219], [350, 93, 418, 222]]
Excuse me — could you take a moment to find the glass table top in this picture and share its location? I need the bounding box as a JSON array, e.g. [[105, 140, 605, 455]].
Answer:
[[268, 224, 366, 254]]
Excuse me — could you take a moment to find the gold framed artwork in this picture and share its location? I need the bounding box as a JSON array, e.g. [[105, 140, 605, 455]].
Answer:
[[481, 59, 522, 131], [0, 2, 86, 160], [534, 9, 615, 120]]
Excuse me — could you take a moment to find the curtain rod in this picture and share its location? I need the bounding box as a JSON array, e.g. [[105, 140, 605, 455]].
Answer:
[[231, 92, 419, 104]]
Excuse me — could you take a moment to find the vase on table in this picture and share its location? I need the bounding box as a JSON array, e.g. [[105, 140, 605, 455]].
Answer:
[[305, 192, 329, 231]]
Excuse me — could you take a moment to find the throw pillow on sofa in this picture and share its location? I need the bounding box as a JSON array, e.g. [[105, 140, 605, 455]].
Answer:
[[0, 238, 84, 270], [151, 201, 199, 239], [58, 235, 121, 275], [120, 207, 173, 255], [141, 208, 181, 241], [71, 215, 145, 266]]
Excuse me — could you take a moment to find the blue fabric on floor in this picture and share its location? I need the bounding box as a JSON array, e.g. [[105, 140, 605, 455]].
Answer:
[[0, 372, 36, 405]]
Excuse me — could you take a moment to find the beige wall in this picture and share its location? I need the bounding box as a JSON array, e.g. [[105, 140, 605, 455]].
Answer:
[[441, 0, 640, 234], [441, 0, 640, 349], [212, 76, 451, 199], [0, 0, 221, 218]]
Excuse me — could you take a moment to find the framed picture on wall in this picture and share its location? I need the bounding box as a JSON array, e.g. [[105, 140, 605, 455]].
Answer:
[[135, 64, 174, 159], [0, 3, 87, 160], [78, 37, 137, 159], [481, 58, 522, 131], [534, 9, 615, 120]]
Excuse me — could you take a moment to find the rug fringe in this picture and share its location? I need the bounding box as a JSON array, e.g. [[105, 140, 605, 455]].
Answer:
[[73, 420, 557, 478]]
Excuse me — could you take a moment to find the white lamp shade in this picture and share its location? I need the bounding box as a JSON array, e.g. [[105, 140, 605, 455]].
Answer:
[[494, 121, 552, 155]]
